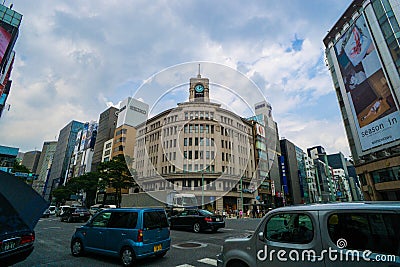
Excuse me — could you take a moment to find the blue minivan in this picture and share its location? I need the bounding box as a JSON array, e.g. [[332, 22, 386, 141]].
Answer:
[[71, 207, 170, 266]]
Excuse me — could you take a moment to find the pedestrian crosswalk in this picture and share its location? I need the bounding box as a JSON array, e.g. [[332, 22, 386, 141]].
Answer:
[[176, 257, 217, 267]]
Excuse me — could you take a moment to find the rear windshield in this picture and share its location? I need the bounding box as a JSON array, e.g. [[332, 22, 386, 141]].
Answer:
[[75, 208, 88, 212], [143, 211, 169, 230], [199, 210, 213, 216]]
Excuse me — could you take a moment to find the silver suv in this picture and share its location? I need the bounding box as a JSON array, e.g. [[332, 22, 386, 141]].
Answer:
[[217, 202, 400, 266]]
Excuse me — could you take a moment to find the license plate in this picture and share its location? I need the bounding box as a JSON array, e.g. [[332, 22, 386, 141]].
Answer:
[[153, 244, 162, 252], [216, 218, 221, 221], [2, 240, 17, 251], [80, 214, 84, 216]]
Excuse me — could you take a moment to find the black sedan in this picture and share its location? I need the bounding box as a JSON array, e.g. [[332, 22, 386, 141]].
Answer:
[[169, 209, 225, 233], [60, 207, 91, 223], [0, 196, 35, 266]]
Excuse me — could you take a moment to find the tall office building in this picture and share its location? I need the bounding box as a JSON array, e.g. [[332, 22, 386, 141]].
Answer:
[[45, 120, 84, 201], [21, 150, 41, 173], [66, 121, 98, 180], [0, 145, 18, 171], [0, 4, 22, 118], [279, 139, 305, 205], [324, 0, 400, 200], [327, 152, 362, 201], [32, 141, 57, 196], [116, 97, 149, 128], [253, 101, 283, 207], [91, 107, 118, 172]]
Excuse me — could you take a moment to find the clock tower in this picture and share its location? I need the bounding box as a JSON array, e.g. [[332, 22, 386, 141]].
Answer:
[[189, 64, 209, 102]]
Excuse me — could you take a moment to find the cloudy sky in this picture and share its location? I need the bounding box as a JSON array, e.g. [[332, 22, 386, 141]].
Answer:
[[0, 0, 352, 157]]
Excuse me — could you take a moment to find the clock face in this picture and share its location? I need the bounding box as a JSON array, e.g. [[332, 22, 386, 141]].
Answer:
[[194, 84, 204, 93]]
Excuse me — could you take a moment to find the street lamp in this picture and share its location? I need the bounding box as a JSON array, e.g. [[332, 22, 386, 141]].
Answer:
[[240, 177, 243, 213], [202, 170, 204, 209]]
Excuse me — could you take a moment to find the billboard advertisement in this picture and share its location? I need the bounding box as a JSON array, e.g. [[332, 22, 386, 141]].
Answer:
[[84, 122, 98, 150], [0, 25, 11, 65], [74, 130, 82, 154], [279, 156, 289, 194], [334, 14, 400, 151], [255, 123, 266, 138], [0, 51, 13, 96], [79, 123, 89, 152]]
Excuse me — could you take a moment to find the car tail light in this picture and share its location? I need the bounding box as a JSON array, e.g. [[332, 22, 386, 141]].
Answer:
[[20, 233, 35, 245], [137, 229, 143, 242], [204, 217, 213, 222]]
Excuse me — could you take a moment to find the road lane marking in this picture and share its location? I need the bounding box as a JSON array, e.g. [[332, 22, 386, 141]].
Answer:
[[176, 264, 195, 267], [197, 258, 217, 266]]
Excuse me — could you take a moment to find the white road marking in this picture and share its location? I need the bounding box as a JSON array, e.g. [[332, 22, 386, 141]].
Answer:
[[176, 264, 195, 267], [197, 258, 217, 266]]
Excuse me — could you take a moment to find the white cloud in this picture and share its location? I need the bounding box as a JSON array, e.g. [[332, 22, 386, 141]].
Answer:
[[1, 0, 352, 157]]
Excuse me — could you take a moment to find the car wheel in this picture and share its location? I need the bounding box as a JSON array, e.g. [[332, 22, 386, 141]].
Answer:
[[120, 246, 135, 267], [211, 227, 218, 233], [67, 217, 73, 223], [71, 239, 84, 257], [193, 222, 201, 233], [155, 251, 167, 258]]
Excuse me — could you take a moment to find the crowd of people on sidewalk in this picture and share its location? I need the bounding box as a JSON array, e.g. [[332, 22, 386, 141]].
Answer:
[[213, 207, 271, 219]]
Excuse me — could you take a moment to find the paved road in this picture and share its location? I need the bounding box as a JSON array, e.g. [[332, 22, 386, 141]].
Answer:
[[14, 216, 262, 267]]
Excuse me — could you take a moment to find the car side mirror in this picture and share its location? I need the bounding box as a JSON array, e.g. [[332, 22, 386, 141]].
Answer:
[[258, 231, 264, 241]]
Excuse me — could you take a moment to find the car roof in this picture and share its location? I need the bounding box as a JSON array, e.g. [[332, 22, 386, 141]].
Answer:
[[270, 202, 400, 213], [102, 207, 166, 212]]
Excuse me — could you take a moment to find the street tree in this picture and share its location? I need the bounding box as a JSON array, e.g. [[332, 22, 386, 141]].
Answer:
[[67, 172, 103, 207], [51, 186, 73, 206], [97, 154, 137, 207]]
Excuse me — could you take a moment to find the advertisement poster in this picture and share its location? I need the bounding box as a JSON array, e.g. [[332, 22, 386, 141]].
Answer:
[[84, 122, 98, 149], [334, 14, 400, 151], [79, 123, 89, 152], [0, 26, 11, 64]]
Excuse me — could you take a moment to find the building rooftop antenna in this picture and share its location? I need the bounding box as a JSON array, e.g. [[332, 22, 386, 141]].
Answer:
[[197, 64, 201, 78]]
